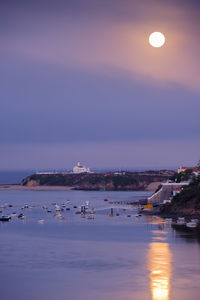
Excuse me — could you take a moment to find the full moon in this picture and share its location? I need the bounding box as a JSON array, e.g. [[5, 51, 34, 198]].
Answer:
[[149, 32, 165, 48]]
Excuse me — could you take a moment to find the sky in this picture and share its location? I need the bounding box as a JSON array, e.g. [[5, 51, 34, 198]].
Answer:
[[0, 0, 200, 170]]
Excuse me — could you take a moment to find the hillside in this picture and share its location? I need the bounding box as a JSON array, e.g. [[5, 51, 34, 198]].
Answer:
[[161, 176, 200, 214], [21, 170, 174, 191]]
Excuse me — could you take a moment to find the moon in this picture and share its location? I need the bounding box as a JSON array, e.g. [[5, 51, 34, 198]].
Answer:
[[149, 32, 165, 48]]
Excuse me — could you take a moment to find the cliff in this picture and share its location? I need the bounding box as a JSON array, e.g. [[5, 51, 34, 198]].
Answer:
[[21, 170, 174, 191], [161, 176, 200, 215]]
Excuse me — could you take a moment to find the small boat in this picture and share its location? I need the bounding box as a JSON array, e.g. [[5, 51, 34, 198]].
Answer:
[[38, 219, 45, 224], [55, 205, 61, 212], [55, 213, 64, 220], [165, 218, 173, 223], [73, 206, 77, 209], [11, 212, 17, 218], [186, 219, 199, 228], [18, 213, 26, 220], [134, 214, 142, 217], [47, 210, 52, 213], [0, 215, 11, 222], [66, 207, 70, 211], [127, 214, 131, 218], [104, 198, 108, 202], [116, 213, 120, 216], [18, 213, 25, 218], [176, 217, 186, 225]]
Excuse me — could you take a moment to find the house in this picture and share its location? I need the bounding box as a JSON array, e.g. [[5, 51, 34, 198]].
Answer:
[[173, 187, 182, 197], [178, 166, 200, 174], [73, 162, 92, 174]]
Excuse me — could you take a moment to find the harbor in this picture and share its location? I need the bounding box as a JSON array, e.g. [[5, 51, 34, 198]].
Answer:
[[1, 189, 200, 300]]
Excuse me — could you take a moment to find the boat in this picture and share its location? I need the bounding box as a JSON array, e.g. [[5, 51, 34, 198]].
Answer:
[[0, 215, 11, 222], [18, 213, 25, 218], [38, 219, 45, 224], [18, 213, 26, 220], [176, 217, 186, 225], [165, 218, 173, 223], [10, 212, 17, 217], [186, 219, 199, 228], [55, 204, 61, 212]]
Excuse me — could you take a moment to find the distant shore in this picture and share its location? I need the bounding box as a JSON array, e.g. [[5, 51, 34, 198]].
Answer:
[[0, 184, 72, 191], [0, 181, 161, 192]]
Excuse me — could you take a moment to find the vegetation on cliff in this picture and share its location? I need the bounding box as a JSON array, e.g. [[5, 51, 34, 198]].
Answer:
[[161, 175, 200, 214], [170, 169, 196, 183], [21, 170, 174, 191]]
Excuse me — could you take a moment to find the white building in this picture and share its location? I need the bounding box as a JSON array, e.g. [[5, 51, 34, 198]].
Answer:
[[73, 162, 92, 174]]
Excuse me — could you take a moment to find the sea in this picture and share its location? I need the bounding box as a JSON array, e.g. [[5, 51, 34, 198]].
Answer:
[[0, 171, 200, 300]]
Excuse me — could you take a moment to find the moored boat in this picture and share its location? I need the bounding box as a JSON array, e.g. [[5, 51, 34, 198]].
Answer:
[[0, 215, 11, 222], [176, 217, 186, 225], [186, 219, 199, 228]]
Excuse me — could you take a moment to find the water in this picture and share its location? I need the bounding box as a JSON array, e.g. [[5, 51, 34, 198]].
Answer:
[[0, 170, 34, 184], [0, 190, 200, 300]]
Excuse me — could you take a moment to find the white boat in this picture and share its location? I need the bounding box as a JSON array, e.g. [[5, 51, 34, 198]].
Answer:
[[0, 215, 11, 222], [165, 218, 173, 223], [55, 204, 61, 212], [10, 213, 17, 218], [38, 219, 45, 224], [176, 217, 186, 225], [186, 219, 198, 228]]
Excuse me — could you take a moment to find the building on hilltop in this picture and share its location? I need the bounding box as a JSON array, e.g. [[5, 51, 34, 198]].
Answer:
[[73, 162, 92, 174], [178, 166, 200, 175]]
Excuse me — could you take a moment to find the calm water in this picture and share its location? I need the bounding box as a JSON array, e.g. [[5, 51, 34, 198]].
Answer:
[[0, 190, 200, 300]]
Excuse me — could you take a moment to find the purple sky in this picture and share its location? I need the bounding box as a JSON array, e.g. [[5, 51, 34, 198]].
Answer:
[[0, 0, 200, 170]]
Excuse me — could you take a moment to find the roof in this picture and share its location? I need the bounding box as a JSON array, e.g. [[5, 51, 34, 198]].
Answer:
[[179, 166, 200, 172]]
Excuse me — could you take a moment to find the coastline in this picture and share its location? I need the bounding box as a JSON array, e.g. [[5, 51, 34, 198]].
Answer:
[[0, 185, 73, 191], [0, 182, 159, 192]]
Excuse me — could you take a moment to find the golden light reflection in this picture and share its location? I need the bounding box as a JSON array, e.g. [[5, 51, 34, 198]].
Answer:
[[149, 243, 172, 300]]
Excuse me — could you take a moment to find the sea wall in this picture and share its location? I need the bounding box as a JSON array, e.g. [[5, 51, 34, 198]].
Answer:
[[148, 182, 189, 204]]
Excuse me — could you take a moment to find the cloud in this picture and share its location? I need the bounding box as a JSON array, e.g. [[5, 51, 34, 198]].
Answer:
[[1, 0, 200, 92], [1, 139, 199, 170]]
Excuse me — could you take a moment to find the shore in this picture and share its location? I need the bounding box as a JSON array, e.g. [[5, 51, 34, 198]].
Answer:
[[0, 185, 73, 191], [0, 182, 160, 192]]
